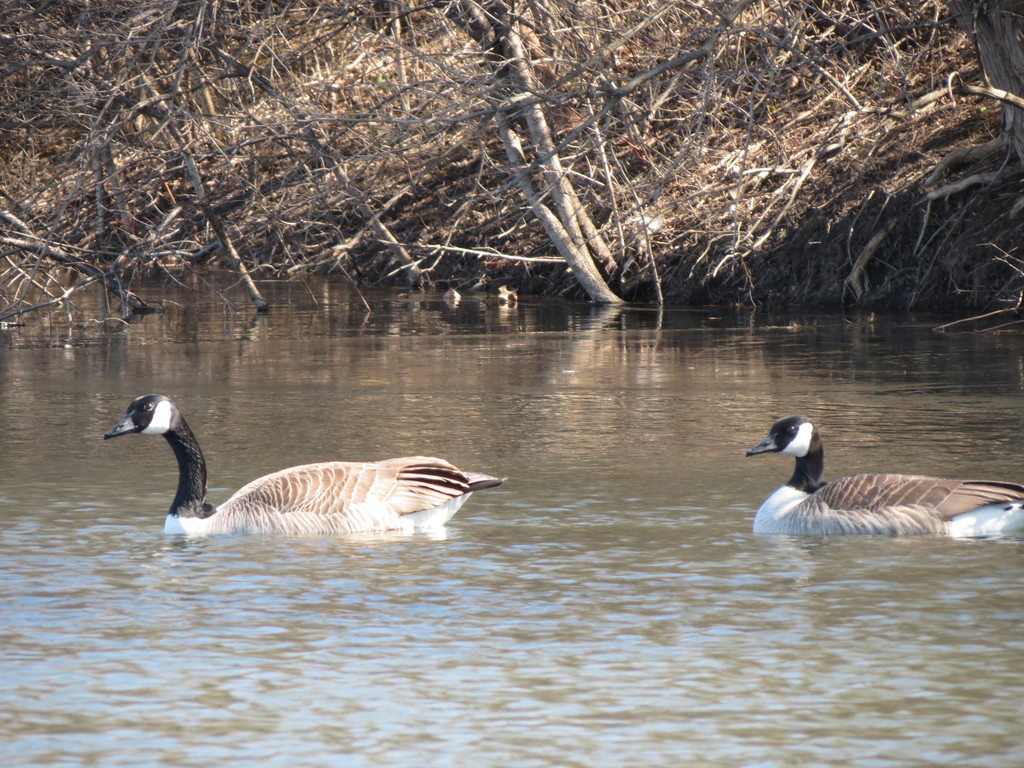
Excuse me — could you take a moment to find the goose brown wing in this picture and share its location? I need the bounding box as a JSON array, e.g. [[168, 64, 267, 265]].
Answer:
[[371, 457, 476, 514], [933, 479, 1024, 519], [219, 456, 474, 518], [816, 474, 1024, 520]]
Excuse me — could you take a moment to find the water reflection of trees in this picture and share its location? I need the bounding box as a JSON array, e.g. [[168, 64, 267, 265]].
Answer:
[[5, 284, 1024, 515]]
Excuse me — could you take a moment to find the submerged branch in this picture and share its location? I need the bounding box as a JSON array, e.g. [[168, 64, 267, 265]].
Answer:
[[0, 211, 152, 318], [0, 273, 104, 323]]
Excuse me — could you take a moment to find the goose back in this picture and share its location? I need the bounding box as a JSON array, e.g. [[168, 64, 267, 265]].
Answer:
[[174, 457, 492, 536], [763, 474, 1024, 535], [817, 474, 1024, 520]]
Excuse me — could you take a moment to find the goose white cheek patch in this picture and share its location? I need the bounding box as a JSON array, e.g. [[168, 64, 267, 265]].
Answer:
[[142, 400, 174, 434], [781, 422, 814, 457]]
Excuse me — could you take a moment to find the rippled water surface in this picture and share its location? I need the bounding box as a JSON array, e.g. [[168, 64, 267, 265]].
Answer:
[[2, 282, 1024, 767]]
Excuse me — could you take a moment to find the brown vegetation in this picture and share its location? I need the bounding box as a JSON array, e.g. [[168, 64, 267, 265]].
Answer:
[[1, 0, 1023, 320]]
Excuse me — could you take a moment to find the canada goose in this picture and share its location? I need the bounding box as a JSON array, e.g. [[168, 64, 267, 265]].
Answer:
[[104, 394, 504, 536], [746, 415, 1024, 536]]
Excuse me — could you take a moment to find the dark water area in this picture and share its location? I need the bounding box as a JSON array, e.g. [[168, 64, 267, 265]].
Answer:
[[2, 280, 1023, 767]]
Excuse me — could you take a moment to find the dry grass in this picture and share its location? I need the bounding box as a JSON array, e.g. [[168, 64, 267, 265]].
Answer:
[[1, 0, 1021, 318]]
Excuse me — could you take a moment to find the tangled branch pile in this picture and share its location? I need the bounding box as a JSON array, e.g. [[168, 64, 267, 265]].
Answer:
[[1, 0, 1021, 318]]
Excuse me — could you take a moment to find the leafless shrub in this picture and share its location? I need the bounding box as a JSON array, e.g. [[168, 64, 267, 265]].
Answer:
[[0, 0, 1013, 318]]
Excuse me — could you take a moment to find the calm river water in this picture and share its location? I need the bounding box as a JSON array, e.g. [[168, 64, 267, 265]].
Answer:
[[2, 281, 1023, 767]]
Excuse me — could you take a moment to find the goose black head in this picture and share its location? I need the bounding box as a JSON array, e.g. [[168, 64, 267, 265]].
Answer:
[[746, 415, 817, 458], [104, 394, 180, 439]]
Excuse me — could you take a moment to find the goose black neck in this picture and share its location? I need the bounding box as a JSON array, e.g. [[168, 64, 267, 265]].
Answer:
[[788, 440, 826, 493], [163, 418, 214, 519]]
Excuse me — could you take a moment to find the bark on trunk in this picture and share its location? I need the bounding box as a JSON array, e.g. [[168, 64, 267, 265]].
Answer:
[[449, 0, 624, 304]]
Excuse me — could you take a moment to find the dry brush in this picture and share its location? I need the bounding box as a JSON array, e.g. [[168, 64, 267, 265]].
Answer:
[[1, 0, 1021, 320]]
